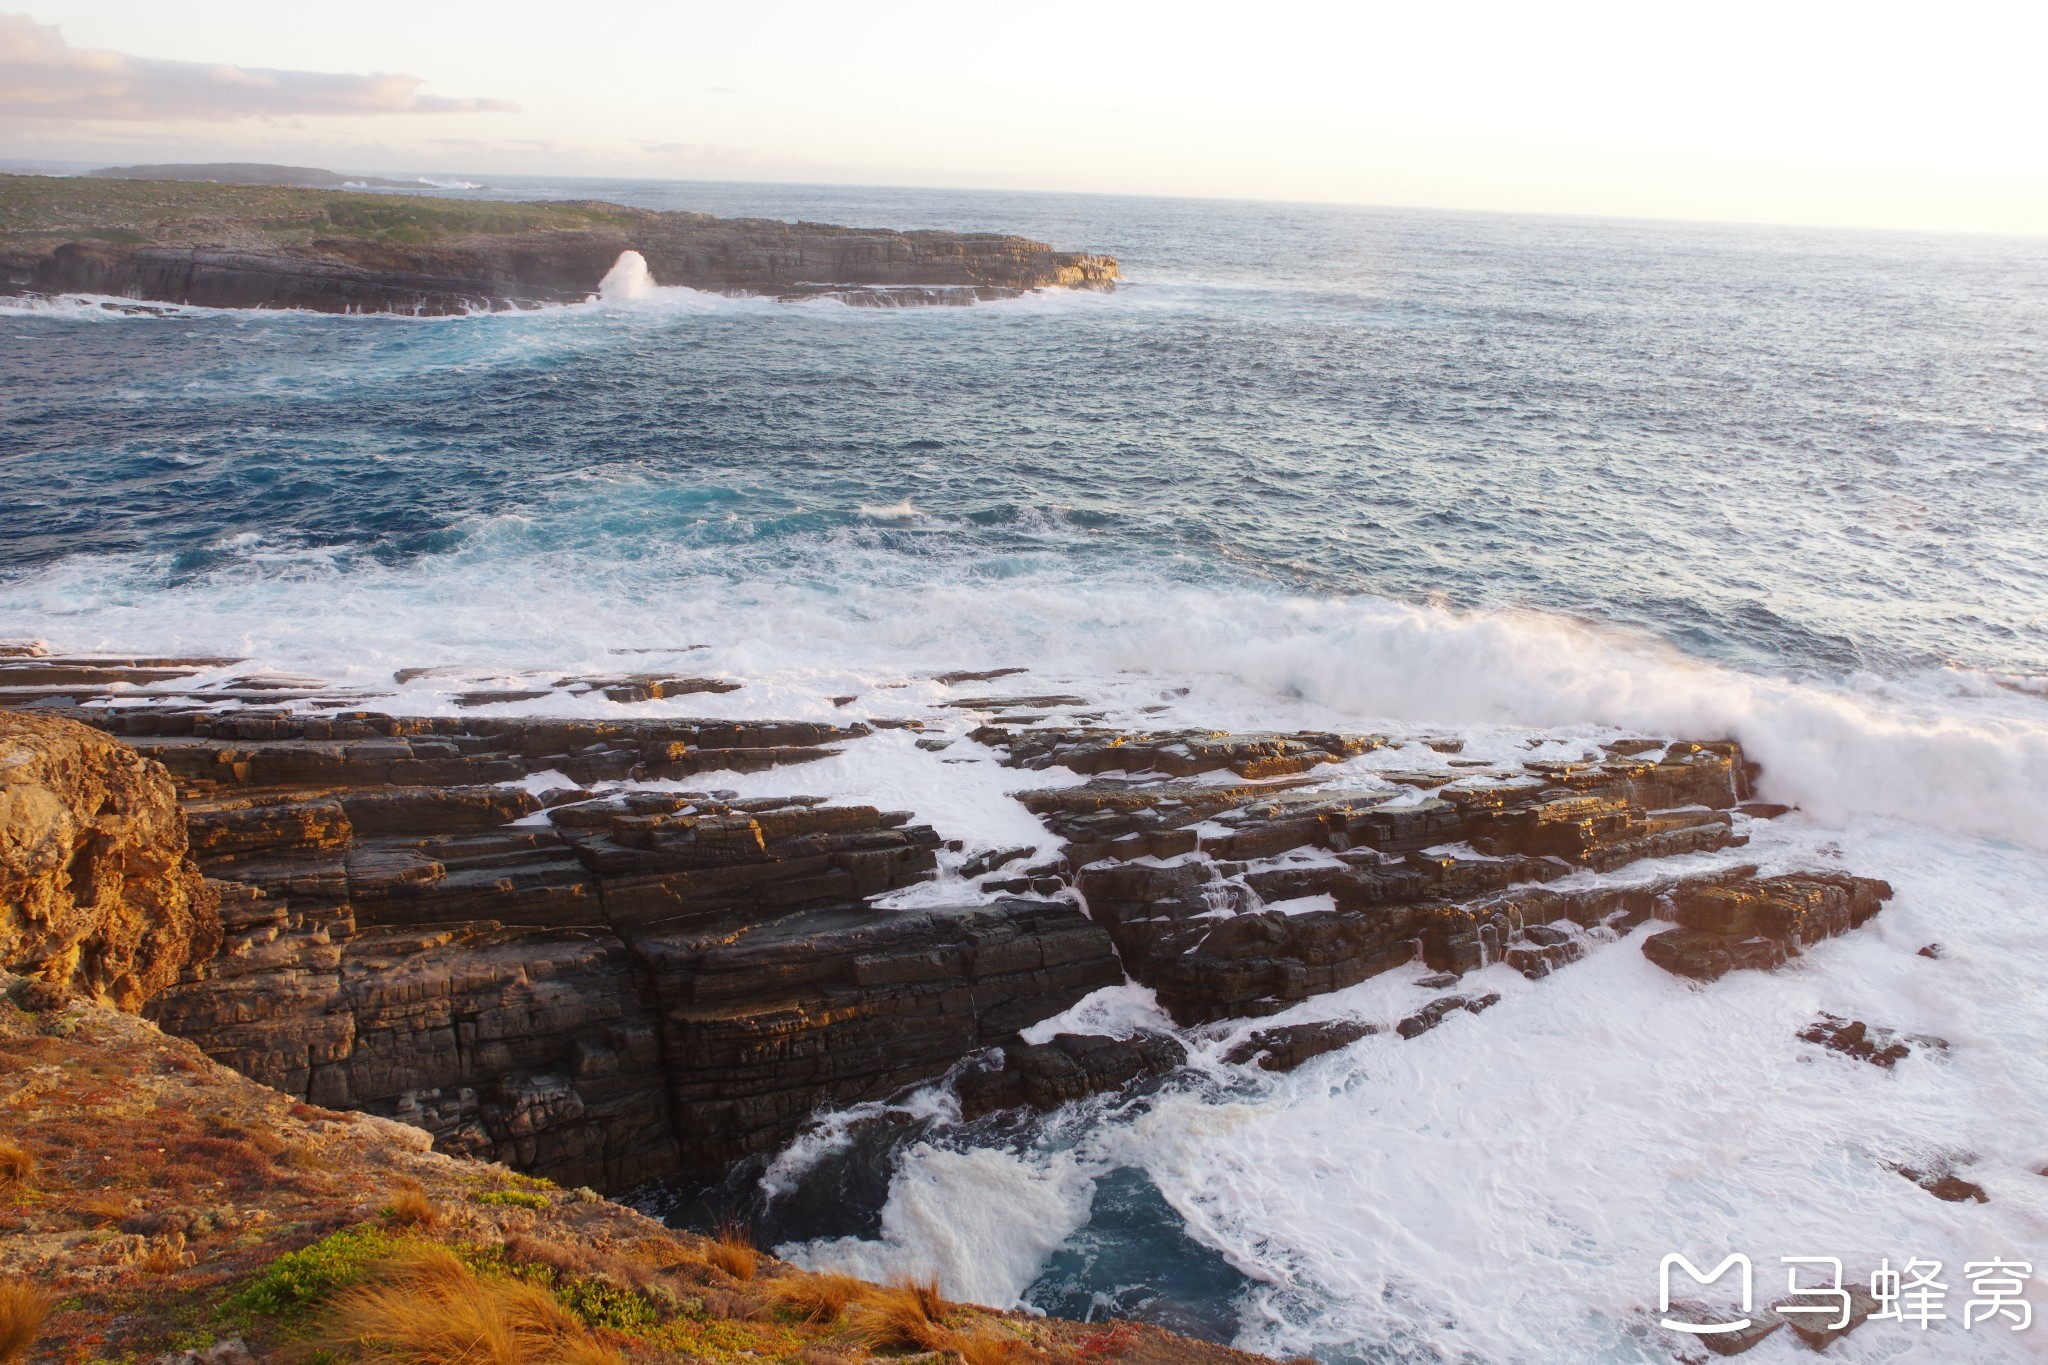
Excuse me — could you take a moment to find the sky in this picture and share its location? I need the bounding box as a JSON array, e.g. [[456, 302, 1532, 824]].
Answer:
[[2, 1, 2044, 235]]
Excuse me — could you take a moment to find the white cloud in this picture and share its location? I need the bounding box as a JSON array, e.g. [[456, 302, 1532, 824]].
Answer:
[[0, 12, 514, 121]]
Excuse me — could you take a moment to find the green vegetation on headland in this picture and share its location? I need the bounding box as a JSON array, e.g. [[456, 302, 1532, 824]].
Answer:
[[0, 172, 649, 253]]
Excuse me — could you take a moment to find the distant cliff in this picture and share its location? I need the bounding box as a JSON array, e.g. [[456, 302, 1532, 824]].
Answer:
[[0, 173, 1120, 313]]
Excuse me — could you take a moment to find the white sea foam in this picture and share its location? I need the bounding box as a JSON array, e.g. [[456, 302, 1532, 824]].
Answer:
[[13, 553, 2048, 855], [779, 1145, 1097, 1309]]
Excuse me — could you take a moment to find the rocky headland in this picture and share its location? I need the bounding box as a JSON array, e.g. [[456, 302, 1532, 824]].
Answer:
[[0, 174, 1119, 314], [0, 644, 1922, 1360]]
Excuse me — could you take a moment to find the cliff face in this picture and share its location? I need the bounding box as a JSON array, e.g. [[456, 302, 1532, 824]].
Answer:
[[0, 705, 1118, 1192], [0, 711, 218, 1010], [0, 174, 1120, 313]]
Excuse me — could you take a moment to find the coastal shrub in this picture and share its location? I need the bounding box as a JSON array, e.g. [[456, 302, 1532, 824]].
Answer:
[[0, 1279, 49, 1365], [0, 1140, 31, 1189], [499, 1233, 594, 1279], [310, 1244, 623, 1365], [221, 1225, 397, 1319], [555, 1276, 656, 1332], [475, 1190, 551, 1211]]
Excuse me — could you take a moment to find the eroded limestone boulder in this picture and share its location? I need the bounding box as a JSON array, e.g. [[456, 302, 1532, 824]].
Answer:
[[0, 711, 218, 1008]]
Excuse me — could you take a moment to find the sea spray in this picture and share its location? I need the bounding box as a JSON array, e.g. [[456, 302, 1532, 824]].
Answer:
[[597, 249, 653, 301]]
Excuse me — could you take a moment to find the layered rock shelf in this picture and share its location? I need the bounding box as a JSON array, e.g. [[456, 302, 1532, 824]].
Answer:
[[0, 173, 1120, 314], [0, 658, 1896, 1206]]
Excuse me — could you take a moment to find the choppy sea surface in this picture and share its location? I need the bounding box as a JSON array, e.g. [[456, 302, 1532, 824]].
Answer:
[[5, 180, 2048, 1362]]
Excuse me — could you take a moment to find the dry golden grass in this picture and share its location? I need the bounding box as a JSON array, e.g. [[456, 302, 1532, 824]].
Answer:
[[766, 1269, 873, 1324], [382, 1178, 439, 1230], [0, 1140, 31, 1190], [852, 1276, 951, 1353], [311, 1244, 624, 1365], [948, 1325, 1030, 1365], [706, 1219, 759, 1282], [0, 1279, 48, 1365]]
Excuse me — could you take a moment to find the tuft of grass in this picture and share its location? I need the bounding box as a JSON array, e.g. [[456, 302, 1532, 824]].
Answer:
[[221, 1224, 398, 1320], [766, 1269, 872, 1324], [0, 1140, 31, 1190], [949, 1325, 1030, 1365], [475, 1190, 550, 1211], [0, 1279, 48, 1365], [142, 1230, 194, 1274], [705, 1219, 758, 1282], [853, 1276, 951, 1353], [310, 1244, 624, 1365], [382, 1179, 439, 1230]]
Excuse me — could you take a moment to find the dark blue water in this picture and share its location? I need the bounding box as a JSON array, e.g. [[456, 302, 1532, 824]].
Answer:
[[4, 180, 2045, 682]]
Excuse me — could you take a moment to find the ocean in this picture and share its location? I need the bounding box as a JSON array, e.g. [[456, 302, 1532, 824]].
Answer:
[[5, 180, 2047, 1362]]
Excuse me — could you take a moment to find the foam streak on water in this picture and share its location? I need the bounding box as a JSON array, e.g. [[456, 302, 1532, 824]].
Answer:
[[4, 181, 2047, 1362]]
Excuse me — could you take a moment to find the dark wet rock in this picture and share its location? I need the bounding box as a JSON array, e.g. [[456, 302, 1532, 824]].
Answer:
[[1012, 736, 1749, 876], [1773, 1289, 1880, 1349], [552, 673, 741, 703], [1641, 874, 1891, 981], [955, 1031, 1186, 1118], [1079, 846, 1753, 1024], [944, 694, 1090, 712], [1890, 1162, 1988, 1203], [988, 725, 1382, 779], [1736, 802, 1794, 819], [453, 689, 555, 707], [1396, 993, 1500, 1040], [1414, 972, 1462, 989], [960, 844, 1034, 879], [1798, 1014, 1946, 1068], [638, 898, 1123, 1170], [1221, 1019, 1378, 1071], [1917, 942, 1943, 959], [934, 667, 1029, 684]]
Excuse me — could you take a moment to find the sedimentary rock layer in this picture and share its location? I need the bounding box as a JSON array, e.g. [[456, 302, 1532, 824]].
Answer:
[[1, 663, 1897, 1197]]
